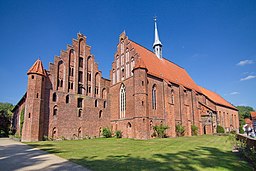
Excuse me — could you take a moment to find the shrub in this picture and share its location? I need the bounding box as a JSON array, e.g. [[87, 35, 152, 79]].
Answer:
[[43, 135, 49, 141], [115, 130, 122, 138], [230, 130, 237, 134], [217, 125, 225, 133], [191, 125, 198, 136], [153, 124, 169, 138], [102, 127, 112, 138], [239, 126, 245, 134], [176, 124, 185, 137]]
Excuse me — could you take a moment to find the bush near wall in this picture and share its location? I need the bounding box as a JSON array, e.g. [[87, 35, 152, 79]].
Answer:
[[176, 124, 185, 137], [217, 125, 225, 133]]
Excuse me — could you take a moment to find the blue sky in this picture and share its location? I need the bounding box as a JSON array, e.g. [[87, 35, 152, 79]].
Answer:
[[0, 0, 255, 109]]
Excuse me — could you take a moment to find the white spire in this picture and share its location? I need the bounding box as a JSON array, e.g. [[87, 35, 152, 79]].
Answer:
[[153, 17, 162, 59]]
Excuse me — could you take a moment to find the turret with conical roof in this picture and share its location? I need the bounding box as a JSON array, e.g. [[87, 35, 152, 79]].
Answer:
[[22, 59, 46, 142]]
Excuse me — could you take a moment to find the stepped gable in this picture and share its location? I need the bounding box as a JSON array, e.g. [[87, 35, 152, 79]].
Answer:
[[199, 86, 237, 110], [27, 59, 47, 77], [130, 40, 201, 92]]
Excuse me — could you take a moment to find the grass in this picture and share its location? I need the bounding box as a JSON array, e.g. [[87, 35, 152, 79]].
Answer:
[[26, 135, 252, 171]]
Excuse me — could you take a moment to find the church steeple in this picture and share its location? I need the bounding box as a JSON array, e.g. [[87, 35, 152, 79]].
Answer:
[[153, 17, 162, 59]]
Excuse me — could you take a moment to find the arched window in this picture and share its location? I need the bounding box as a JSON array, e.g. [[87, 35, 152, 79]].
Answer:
[[112, 69, 116, 84], [78, 109, 82, 117], [131, 57, 134, 76], [53, 105, 58, 116], [52, 127, 57, 139], [66, 95, 69, 103], [171, 90, 174, 104], [95, 99, 98, 107], [152, 85, 157, 110], [121, 40, 124, 54], [102, 88, 107, 99], [52, 92, 57, 102], [120, 84, 126, 118], [99, 110, 102, 118]]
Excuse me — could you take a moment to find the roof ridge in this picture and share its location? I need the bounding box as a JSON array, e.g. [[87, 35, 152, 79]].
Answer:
[[129, 39, 184, 69]]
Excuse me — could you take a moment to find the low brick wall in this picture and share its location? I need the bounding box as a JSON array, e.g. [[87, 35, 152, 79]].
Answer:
[[236, 134, 256, 149]]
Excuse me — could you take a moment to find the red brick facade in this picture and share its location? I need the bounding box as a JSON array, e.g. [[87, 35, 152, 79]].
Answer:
[[12, 32, 239, 142]]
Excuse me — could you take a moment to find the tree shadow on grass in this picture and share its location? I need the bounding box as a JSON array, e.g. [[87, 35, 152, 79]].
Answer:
[[70, 146, 252, 171]]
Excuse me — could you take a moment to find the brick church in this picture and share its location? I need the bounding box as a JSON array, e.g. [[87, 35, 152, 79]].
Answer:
[[12, 20, 239, 142]]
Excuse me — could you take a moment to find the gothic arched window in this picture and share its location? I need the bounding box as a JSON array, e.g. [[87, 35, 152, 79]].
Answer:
[[152, 85, 157, 110], [120, 84, 126, 118]]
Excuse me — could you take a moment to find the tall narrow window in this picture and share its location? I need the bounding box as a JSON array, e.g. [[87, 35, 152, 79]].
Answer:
[[87, 72, 91, 81], [79, 57, 83, 68], [120, 84, 126, 118], [78, 84, 83, 94], [131, 57, 134, 76], [78, 71, 83, 82], [152, 85, 157, 110], [112, 69, 116, 84], [121, 41, 124, 53], [171, 90, 174, 104]]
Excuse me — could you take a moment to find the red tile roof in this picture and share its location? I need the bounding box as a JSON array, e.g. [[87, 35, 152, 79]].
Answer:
[[130, 41, 201, 92], [251, 111, 256, 119], [130, 40, 237, 110], [27, 59, 47, 77], [199, 86, 237, 110], [134, 57, 147, 70]]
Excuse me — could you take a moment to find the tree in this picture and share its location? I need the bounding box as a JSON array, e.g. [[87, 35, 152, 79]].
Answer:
[[236, 106, 254, 126], [0, 102, 14, 137]]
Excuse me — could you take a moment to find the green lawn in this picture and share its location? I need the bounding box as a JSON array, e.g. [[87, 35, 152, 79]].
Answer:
[[26, 135, 252, 171]]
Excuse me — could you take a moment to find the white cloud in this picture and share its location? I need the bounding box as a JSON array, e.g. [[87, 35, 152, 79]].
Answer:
[[237, 60, 254, 66], [230, 92, 240, 95], [240, 75, 256, 81]]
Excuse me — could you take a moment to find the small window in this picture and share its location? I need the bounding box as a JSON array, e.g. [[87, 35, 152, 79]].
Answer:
[[95, 100, 98, 107], [31, 75, 34, 79], [99, 110, 102, 118], [78, 84, 83, 94], [53, 107, 57, 116], [78, 109, 82, 117], [66, 95, 69, 103], [103, 101, 107, 108], [77, 98, 83, 108], [95, 87, 99, 95], [28, 113, 31, 118], [142, 101, 144, 106], [52, 93, 57, 102], [142, 81, 144, 86], [36, 93, 39, 98]]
